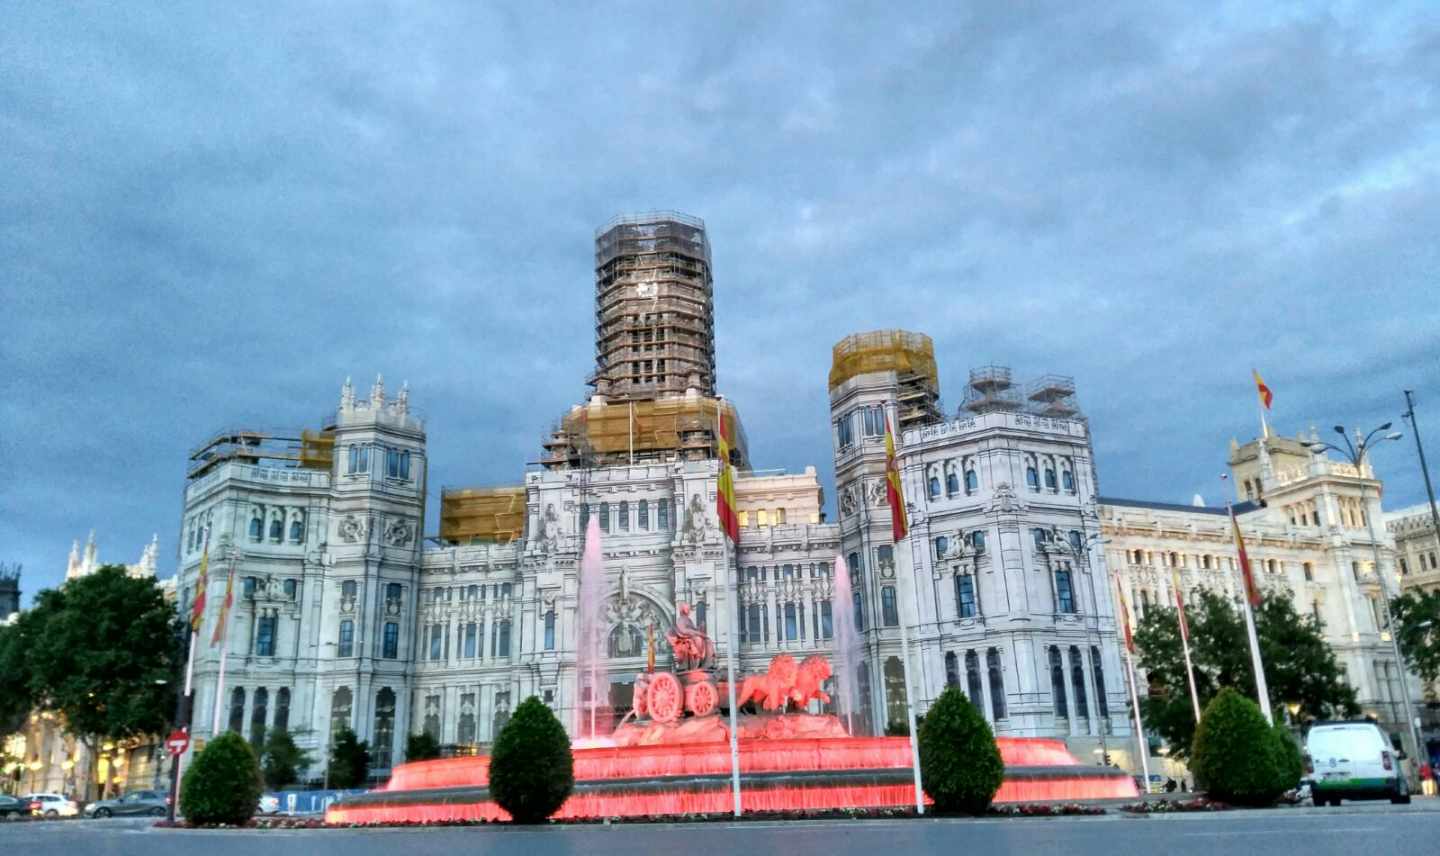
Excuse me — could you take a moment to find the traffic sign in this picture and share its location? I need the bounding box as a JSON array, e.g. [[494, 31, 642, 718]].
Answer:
[[166, 730, 190, 756]]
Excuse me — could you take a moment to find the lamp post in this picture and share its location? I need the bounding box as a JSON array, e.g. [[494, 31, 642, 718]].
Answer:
[[1308, 423, 1424, 764]]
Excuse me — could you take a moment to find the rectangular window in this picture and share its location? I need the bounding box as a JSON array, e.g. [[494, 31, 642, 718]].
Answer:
[[785, 603, 798, 641], [876, 545, 893, 570], [338, 620, 354, 657], [862, 406, 885, 437], [429, 623, 442, 660], [658, 499, 669, 530], [497, 621, 511, 657], [881, 586, 899, 626], [836, 414, 854, 448], [820, 600, 833, 639], [255, 615, 276, 656], [382, 622, 399, 659], [464, 622, 477, 658], [853, 591, 865, 631], [544, 611, 556, 650], [1056, 568, 1076, 613], [386, 448, 399, 478], [956, 575, 977, 618]]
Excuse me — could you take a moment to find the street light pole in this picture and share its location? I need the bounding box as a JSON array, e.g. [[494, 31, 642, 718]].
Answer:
[[1309, 424, 1424, 764], [1401, 390, 1440, 565]]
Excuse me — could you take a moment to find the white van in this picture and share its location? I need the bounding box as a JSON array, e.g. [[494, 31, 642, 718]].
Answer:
[[1305, 721, 1410, 806]]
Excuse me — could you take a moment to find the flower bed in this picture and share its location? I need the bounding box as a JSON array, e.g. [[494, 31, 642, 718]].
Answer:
[[1120, 797, 1230, 814]]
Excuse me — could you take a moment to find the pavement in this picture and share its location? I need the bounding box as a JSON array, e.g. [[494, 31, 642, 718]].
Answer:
[[2, 801, 1436, 856]]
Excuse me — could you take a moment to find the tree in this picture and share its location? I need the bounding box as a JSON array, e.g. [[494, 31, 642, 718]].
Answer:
[[0, 621, 32, 737], [405, 731, 441, 762], [488, 696, 574, 823], [1134, 589, 1358, 759], [14, 567, 181, 799], [1190, 688, 1293, 806], [1391, 589, 1440, 686], [260, 729, 313, 791], [327, 727, 370, 789], [918, 686, 1004, 814], [180, 732, 263, 825]]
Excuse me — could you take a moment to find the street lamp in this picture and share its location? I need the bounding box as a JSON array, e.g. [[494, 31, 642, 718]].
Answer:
[[1307, 423, 1423, 764]]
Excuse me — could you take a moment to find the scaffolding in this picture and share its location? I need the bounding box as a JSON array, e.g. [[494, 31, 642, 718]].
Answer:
[[1026, 374, 1079, 418], [962, 365, 1023, 415], [829, 330, 942, 430], [541, 395, 748, 471], [439, 486, 527, 545], [298, 429, 337, 470]]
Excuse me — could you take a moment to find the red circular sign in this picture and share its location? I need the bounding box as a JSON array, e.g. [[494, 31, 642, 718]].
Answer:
[[165, 730, 190, 756]]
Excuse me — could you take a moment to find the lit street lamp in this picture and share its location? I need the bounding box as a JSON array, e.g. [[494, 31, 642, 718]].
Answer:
[[1307, 423, 1424, 764]]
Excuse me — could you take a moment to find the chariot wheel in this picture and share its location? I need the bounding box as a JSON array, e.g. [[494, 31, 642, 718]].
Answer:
[[686, 679, 719, 717], [647, 672, 683, 723]]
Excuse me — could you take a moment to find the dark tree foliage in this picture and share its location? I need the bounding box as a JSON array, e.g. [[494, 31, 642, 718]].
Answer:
[[0, 621, 33, 736], [180, 732, 264, 825], [1391, 589, 1440, 685], [1134, 589, 1358, 759], [12, 566, 181, 797], [260, 729, 313, 791], [327, 727, 370, 789], [488, 696, 574, 823], [917, 686, 1004, 815], [405, 731, 442, 762], [1190, 688, 1293, 806]]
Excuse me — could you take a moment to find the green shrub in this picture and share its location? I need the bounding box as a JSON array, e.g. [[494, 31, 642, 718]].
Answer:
[[489, 696, 574, 823], [1190, 688, 1287, 806], [1271, 724, 1303, 794], [260, 729, 313, 790], [918, 686, 1004, 814], [405, 731, 442, 762], [327, 726, 370, 789], [180, 732, 263, 825]]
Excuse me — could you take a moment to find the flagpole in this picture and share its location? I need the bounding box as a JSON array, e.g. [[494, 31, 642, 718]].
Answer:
[[1114, 574, 1151, 790], [895, 539, 925, 815], [1171, 572, 1202, 723], [1227, 503, 1273, 722], [884, 413, 924, 815], [210, 551, 239, 736], [716, 399, 742, 818]]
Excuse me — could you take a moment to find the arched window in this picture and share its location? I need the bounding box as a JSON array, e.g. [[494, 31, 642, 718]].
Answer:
[[928, 475, 941, 500], [1044, 467, 1057, 490], [269, 517, 283, 541], [330, 687, 353, 734], [1069, 645, 1089, 726], [338, 619, 354, 657], [965, 650, 984, 710], [544, 610, 556, 651], [965, 468, 978, 492], [987, 649, 1007, 720], [250, 687, 268, 746], [955, 574, 977, 618], [638, 499, 649, 529], [1090, 647, 1109, 721], [1026, 466, 1040, 490], [372, 688, 396, 768], [599, 502, 610, 532], [228, 687, 246, 734], [609, 624, 644, 658], [1050, 646, 1068, 719], [289, 517, 304, 543], [1062, 469, 1075, 492], [249, 515, 263, 541], [618, 500, 629, 530], [881, 586, 899, 626], [946, 470, 960, 496], [945, 652, 960, 688], [274, 688, 290, 733]]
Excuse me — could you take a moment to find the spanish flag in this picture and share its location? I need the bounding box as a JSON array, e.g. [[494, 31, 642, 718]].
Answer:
[[716, 404, 740, 542], [189, 535, 209, 635], [1171, 568, 1190, 644], [1229, 507, 1262, 608], [884, 414, 908, 542], [1115, 576, 1135, 654], [1253, 369, 1273, 411], [211, 566, 235, 646]]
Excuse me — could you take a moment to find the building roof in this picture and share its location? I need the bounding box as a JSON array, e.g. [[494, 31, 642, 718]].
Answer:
[[1100, 496, 1265, 517]]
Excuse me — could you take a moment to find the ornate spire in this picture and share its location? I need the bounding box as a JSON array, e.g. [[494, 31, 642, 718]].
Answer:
[[397, 380, 409, 414], [371, 373, 385, 407], [340, 376, 355, 411]]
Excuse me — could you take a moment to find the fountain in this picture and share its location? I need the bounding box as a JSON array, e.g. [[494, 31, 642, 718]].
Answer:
[[829, 553, 861, 734], [327, 600, 1138, 823]]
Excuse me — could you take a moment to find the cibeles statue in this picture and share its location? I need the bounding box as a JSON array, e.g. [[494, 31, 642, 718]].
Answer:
[[666, 602, 714, 671]]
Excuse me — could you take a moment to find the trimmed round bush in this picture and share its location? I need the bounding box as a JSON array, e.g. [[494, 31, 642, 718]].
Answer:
[[180, 732, 264, 825], [918, 685, 1004, 814], [1190, 688, 1287, 806], [1270, 724, 1303, 795], [489, 696, 574, 823]]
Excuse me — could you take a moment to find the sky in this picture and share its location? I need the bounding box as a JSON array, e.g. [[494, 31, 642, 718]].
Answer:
[[4, 2, 1439, 604]]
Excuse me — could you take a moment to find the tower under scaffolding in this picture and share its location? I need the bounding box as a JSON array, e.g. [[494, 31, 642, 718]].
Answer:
[[828, 330, 942, 432]]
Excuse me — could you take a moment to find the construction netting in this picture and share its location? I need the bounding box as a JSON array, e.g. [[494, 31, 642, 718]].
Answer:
[[440, 486, 527, 544], [558, 395, 748, 468], [828, 329, 939, 392], [298, 429, 336, 470]]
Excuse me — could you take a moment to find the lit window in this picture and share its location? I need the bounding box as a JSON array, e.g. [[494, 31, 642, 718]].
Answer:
[[738, 510, 749, 528], [757, 509, 769, 526], [775, 508, 786, 525]]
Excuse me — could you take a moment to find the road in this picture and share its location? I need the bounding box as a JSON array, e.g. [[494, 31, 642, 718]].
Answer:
[[3, 802, 1435, 856]]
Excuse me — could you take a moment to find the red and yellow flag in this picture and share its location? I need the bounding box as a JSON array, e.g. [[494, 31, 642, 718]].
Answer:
[[1115, 576, 1135, 654], [716, 405, 740, 542], [1171, 569, 1190, 643], [1229, 508, 1262, 608], [189, 536, 209, 635], [884, 414, 908, 542], [1253, 369, 1273, 411], [211, 567, 235, 646]]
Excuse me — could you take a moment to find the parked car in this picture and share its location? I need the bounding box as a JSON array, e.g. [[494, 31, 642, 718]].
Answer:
[[1305, 720, 1411, 806], [84, 789, 170, 818], [22, 793, 80, 818], [0, 794, 30, 819]]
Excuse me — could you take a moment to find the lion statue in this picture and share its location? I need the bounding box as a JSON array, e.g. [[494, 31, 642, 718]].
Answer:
[[735, 654, 833, 712]]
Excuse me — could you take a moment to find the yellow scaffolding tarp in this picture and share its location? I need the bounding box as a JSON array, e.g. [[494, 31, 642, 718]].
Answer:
[[828, 329, 938, 392], [298, 429, 336, 470], [440, 486, 526, 544], [558, 396, 748, 467]]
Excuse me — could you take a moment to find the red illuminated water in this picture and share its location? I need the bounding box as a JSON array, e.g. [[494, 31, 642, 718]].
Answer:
[[327, 734, 1137, 824]]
